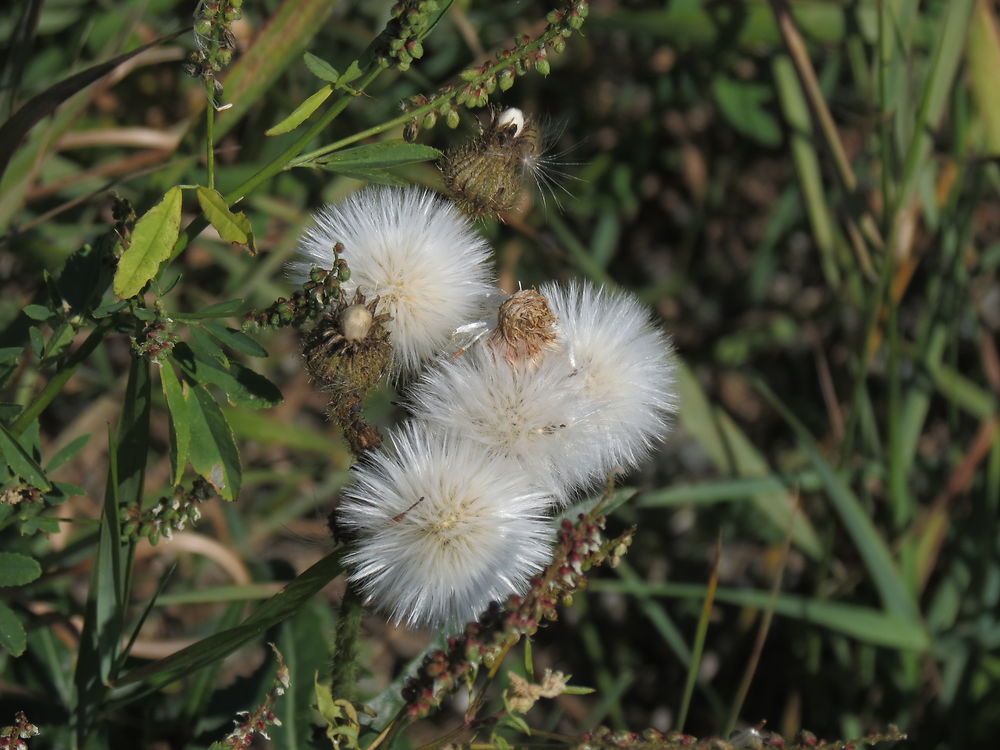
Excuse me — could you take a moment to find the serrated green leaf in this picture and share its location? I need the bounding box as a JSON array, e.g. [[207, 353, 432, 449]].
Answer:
[[265, 84, 333, 136], [195, 186, 256, 253], [160, 362, 191, 486], [187, 383, 241, 500], [303, 51, 339, 82], [113, 186, 183, 299], [198, 321, 268, 358], [0, 421, 51, 490], [0, 601, 26, 657], [24, 304, 53, 321], [313, 140, 442, 171], [0, 552, 42, 586]]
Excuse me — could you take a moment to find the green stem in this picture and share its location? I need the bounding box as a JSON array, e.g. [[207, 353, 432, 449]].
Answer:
[[204, 79, 216, 190], [10, 319, 113, 435], [167, 61, 388, 264], [330, 583, 365, 700], [292, 22, 568, 167]]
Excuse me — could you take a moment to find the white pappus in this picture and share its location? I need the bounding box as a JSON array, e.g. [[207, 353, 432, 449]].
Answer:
[[289, 186, 496, 373]]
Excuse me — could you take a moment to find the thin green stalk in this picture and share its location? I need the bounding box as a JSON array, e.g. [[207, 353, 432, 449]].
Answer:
[[10, 319, 113, 435], [292, 22, 571, 168], [331, 583, 365, 700], [204, 80, 216, 190], [167, 61, 388, 264], [676, 536, 721, 733]]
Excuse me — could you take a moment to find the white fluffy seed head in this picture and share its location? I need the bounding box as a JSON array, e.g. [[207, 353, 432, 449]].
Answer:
[[289, 186, 495, 373], [337, 422, 553, 630], [541, 280, 677, 475], [407, 345, 602, 502]]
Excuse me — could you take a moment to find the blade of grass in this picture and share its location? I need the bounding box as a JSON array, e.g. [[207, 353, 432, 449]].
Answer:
[[591, 578, 929, 651], [891, 0, 973, 226], [112, 549, 343, 692], [676, 534, 721, 733], [772, 54, 841, 290], [754, 378, 919, 622], [675, 359, 822, 558]]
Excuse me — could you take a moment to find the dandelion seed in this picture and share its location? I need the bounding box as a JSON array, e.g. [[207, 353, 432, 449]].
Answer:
[[337, 422, 554, 629], [289, 186, 495, 373], [542, 280, 677, 476]]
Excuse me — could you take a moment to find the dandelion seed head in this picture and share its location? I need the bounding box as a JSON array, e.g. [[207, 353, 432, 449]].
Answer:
[[338, 423, 553, 629], [408, 345, 600, 500], [542, 280, 677, 474], [289, 186, 495, 373]]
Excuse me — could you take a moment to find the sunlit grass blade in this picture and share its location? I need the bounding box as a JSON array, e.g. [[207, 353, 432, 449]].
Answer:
[[676, 535, 721, 733], [754, 379, 919, 622], [592, 578, 929, 652]]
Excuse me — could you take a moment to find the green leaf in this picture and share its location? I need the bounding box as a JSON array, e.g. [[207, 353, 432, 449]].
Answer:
[[712, 75, 782, 147], [113, 186, 183, 299], [195, 186, 256, 253], [160, 362, 191, 486], [0, 421, 51, 490], [0, 30, 185, 182], [198, 321, 268, 358], [0, 601, 26, 657], [311, 140, 442, 171], [0, 552, 41, 586], [187, 383, 241, 500], [303, 51, 339, 82], [23, 304, 53, 321], [114, 551, 343, 690], [265, 84, 333, 136], [172, 341, 282, 410], [45, 433, 90, 473], [592, 577, 929, 651], [674, 360, 821, 558], [338, 60, 362, 86], [171, 298, 246, 320], [755, 379, 920, 622]]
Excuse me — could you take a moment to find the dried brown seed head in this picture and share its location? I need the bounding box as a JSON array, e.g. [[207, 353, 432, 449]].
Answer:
[[488, 289, 558, 365]]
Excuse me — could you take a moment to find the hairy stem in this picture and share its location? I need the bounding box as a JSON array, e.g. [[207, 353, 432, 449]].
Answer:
[[331, 583, 366, 700], [203, 79, 215, 190]]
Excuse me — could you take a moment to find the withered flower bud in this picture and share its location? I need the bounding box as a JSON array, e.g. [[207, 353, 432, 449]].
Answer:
[[303, 290, 392, 398], [439, 107, 540, 219], [487, 289, 558, 365]]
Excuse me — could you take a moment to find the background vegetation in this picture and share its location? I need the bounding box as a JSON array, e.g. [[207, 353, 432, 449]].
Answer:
[[1, 1, 998, 748]]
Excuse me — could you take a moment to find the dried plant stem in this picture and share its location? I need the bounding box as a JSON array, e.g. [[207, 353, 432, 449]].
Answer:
[[768, 0, 880, 277], [724, 495, 798, 735]]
